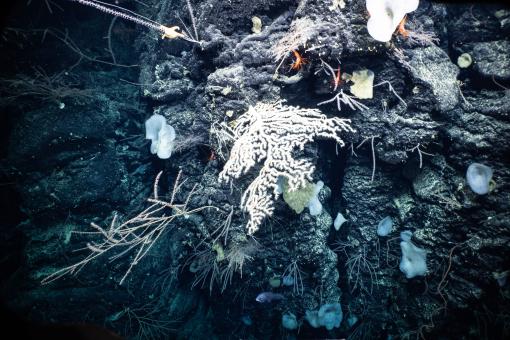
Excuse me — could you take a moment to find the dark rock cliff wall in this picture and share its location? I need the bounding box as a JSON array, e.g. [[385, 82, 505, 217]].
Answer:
[[1, 0, 509, 339]]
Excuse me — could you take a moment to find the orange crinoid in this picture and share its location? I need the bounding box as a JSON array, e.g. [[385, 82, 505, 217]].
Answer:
[[290, 50, 307, 70]]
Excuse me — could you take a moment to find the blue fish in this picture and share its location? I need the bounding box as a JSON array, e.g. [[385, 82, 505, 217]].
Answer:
[[255, 292, 285, 303]]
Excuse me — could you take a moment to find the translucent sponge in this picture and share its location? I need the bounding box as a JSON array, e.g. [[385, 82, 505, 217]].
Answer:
[[366, 0, 419, 42]]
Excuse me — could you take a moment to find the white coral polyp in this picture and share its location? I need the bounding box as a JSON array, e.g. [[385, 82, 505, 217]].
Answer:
[[366, 0, 419, 42]]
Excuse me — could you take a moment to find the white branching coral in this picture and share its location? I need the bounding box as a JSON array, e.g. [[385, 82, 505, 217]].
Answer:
[[219, 101, 354, 235]]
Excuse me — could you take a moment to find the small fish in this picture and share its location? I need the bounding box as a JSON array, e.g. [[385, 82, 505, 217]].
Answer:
[[255, 292, 285, 303]]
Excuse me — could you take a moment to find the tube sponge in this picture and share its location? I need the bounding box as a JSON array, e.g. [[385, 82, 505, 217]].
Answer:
[[366, 0, 420, 42]]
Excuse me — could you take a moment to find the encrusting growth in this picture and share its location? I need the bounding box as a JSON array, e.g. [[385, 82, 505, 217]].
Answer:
[[219, 101, 354, 235]]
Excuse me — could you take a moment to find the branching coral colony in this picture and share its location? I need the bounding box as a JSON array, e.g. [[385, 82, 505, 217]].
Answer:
[[218, 102, 354, 235], [42, 171, 215, 285]]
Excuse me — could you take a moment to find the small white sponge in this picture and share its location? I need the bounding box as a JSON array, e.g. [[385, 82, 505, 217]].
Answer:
[[145, 114, 176, 159], [366, 0, 419, 42], [307, 181, 324, 216], [466, 163, 493, 195], [333, 213, 347, 231], [399, 240, 427, 279]]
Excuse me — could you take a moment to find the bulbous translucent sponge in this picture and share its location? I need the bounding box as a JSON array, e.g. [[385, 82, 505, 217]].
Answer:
[[366, 0, 420, 42], [466, 163, 493, 195], [145, 114, 176, 159]]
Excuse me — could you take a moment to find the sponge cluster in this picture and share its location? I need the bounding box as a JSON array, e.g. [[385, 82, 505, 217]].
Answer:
[[305, 303, 343, 331]]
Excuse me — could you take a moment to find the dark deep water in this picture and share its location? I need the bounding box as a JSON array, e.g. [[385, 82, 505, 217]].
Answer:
[[1, 0, 510, 339]]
